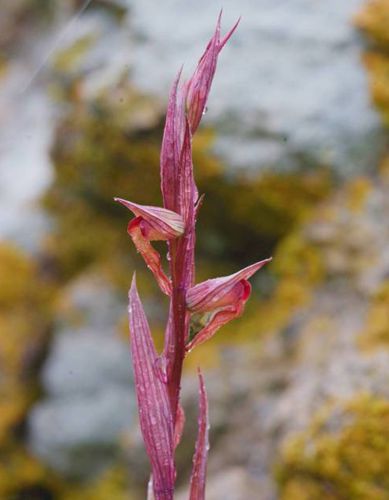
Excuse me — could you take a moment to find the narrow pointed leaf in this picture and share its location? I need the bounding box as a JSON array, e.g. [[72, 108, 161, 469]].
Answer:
[[160, 69, 186, 212], [189, 370, 209, 500], [127, 218, 172, 296], [186, 13, 240, 134], [129, 277, 175, 499], [187, 258, 271, 313]]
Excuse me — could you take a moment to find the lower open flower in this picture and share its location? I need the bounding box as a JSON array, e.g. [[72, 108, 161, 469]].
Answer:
[[186, 258, 271, 351]]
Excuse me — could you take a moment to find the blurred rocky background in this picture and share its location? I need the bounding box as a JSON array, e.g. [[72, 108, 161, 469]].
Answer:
[[1, 0, 389, 498]]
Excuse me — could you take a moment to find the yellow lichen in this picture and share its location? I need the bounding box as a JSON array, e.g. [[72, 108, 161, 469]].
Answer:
[[355, 0, 389, 48], [61, 466, 139, 500], [359, 280, 389, 350], [198, 168, 331, 267], [274, 232, 325, 286], [344, 176, 373, 213], [53, 35, 96, 73], [362, 51, 389, 125], [0, 242, 55, 498], [0, 447, 60, 499], [356, 0, 389, 125], [277, 394, 389, 500], [0, 243, 53, 376]]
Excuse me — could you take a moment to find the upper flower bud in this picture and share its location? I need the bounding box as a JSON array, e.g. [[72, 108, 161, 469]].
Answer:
[[185, 12, 240, 134]]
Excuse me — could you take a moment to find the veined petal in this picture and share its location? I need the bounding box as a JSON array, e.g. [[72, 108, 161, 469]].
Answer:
[[115, 198, 184, 240], [186, 12, 240, 134], [127, 218, 172, 296], [129, 276, 175, 500], [186, 259, 271, 351], [186, 281, 250, 352], [189, 370, 209, 500], [186, 258, 271, 313]]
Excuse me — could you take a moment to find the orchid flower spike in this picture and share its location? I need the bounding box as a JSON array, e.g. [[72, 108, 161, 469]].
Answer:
[[116, 14, 269, 500]]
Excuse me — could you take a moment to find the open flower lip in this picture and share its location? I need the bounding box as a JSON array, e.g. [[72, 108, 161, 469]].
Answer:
[[186, 258, 272, 313], [185, 281, 249, 353], [126, 217, 173, 296]]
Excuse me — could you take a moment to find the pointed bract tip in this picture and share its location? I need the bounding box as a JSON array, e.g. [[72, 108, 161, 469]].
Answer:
[[220, 16, 241, 49], [189, 369, 209, 500], [114, 196, 127, 207], [114, 197, 128, 207], [130, 273, 137, 294], [197, 369, 206, 400], [197, 369, 206, 391], [174, 65, 184, 87], [234, 16, 242, 31]]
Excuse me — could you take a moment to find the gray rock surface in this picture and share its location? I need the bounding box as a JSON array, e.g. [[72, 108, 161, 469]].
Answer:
[[28, 274, 135, 478], [127, 0, 385, 175], [0, 69, 54, 252], [0, 6, 128, 252]]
